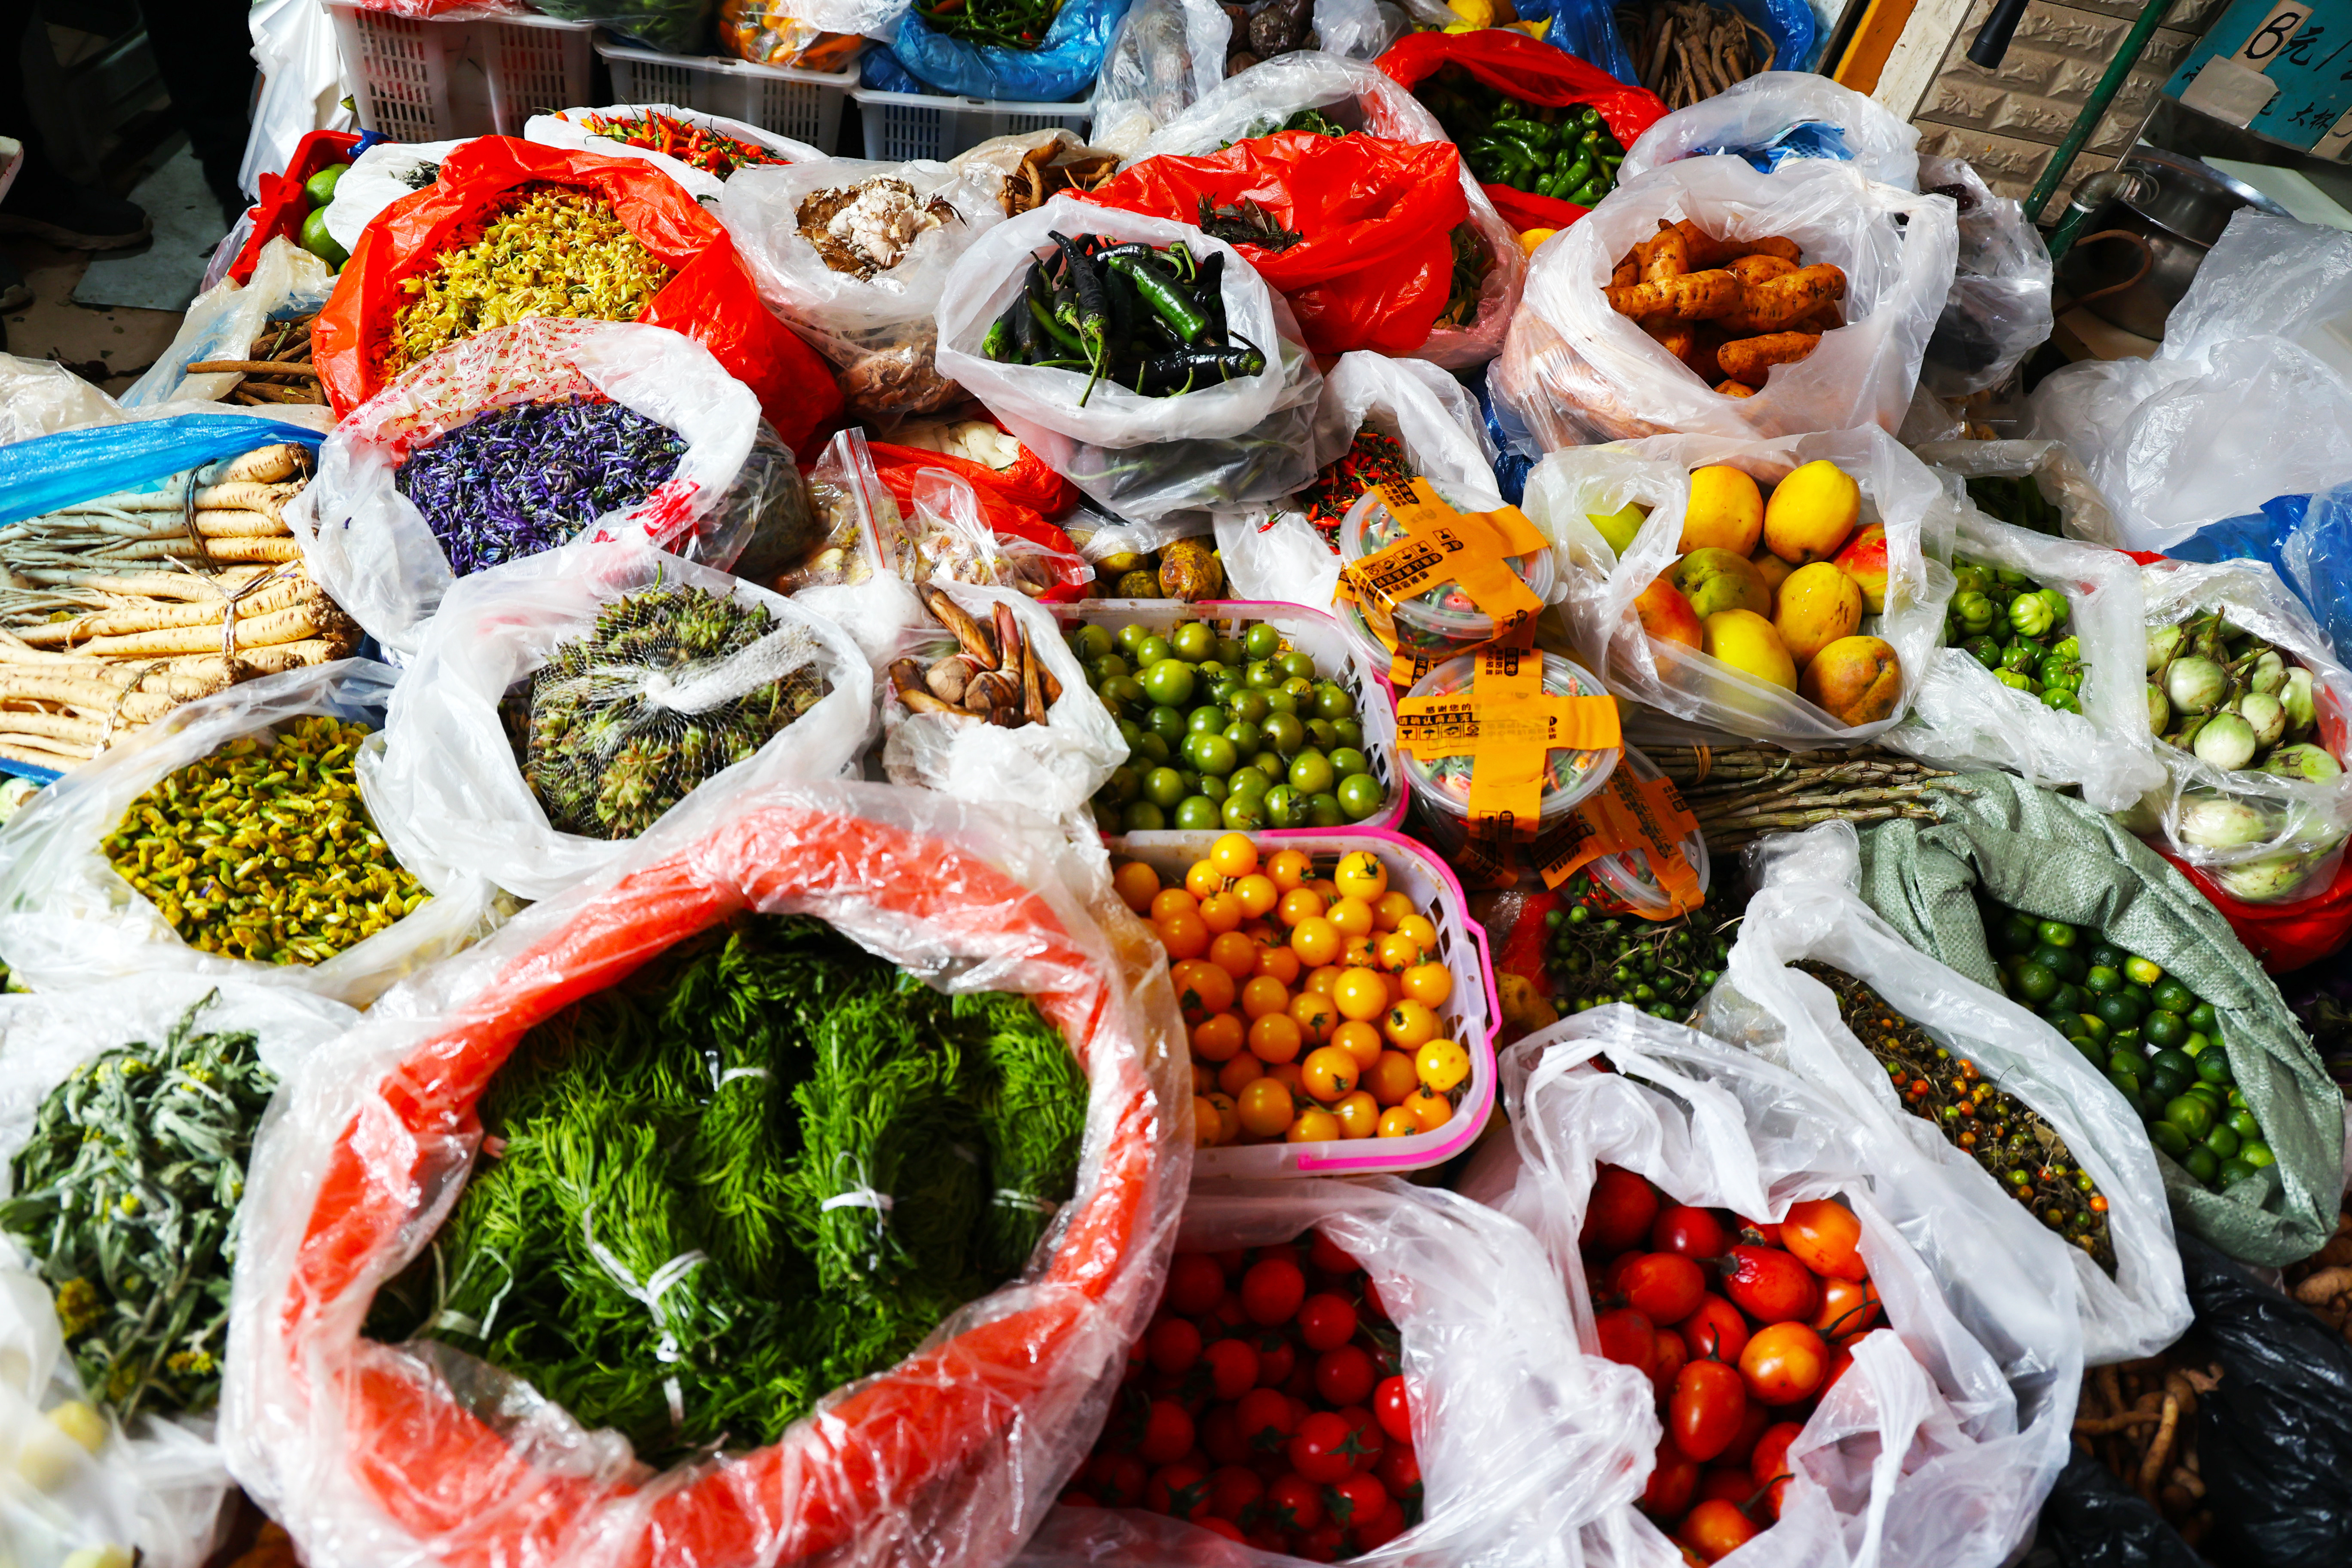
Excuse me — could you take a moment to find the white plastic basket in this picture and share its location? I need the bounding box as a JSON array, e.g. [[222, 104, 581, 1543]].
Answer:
[[325, 0, 594, 143], [851, 86, 1092, 164], [597, 41, 854, 151], [1112, 828, 1498, 1179], [1055, 599, 1407, 838]]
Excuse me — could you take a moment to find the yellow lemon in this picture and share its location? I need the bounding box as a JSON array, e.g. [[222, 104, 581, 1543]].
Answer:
[[1519, 227, 1559, 255]]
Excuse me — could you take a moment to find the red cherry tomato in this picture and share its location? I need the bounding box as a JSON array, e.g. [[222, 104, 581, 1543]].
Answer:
[[1263, 1471, 1325, 1531], [1203, 1338, 1260, 1402], [1059, 1488, 1097, 1507], [1719, 1399, 1770, 1468], [1298, 1292, 1359, 1352], [1639, 1432, 1700, 1518], [1198, 1516, 1245, 1543], [1601, 1250, 1645, 1298], [1236, 1386, 1296, 1453], [1677, 1293, 1751, 1364], [1648, 1325, 1689, 1400], [1375, 1440, 1421, 1502], [1780, 1198, 1867, 1282], [1138, 1399, 1195, 1465], [1822, 1341, 1856, 1393], [1650, 1204, 1731, 1260], [1356, 1501, 1409, 1551], [1594, 1305, 1657, 1378], [1761, 1476, 1791, 1522], [1324, 1471, 1388, 1529], [1669, 1360, 1750, 1464], [1298, 1522, 1347, 1562], [1697, 1467, 1754, 1506], [1255, 1332, 1297, 1389], [1242, 1256, 1308, 1325], [1813, 1275, 1882, 1345], [1307, 1230, 1359, 1277], [1314, 1344, 1378, 1408], [1087, 1452, 1147, 1507], [1620, 1252, 1708, 1324], [1166, 1252, 1228, 1317], [1583, 1164, 1661, 1253], [1289, 1411, 1360, 1485], [1147, 1316, 1202, 1375], [1680, 1498, 1761, 1562], [1739, 1321, 1829, 1406], [1720, 1243, 1821, 1325], [1205, 1290, 1251, 1337], [1207, 1464, 1264, 1521], [1338, 1406, 1387, 1472], [1373, 1374, 1414, 1443], [1736, 1216, 1781, 1247], [1144, 1461, 1210, 1519], [1750, 1419, 1805, 1486]]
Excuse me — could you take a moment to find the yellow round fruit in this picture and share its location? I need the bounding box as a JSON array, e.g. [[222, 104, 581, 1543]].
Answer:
[[1681, 465, 1765, 555], [1773, 561, 1865, 667], [1333, 967, 1391, 1022], [1237, 1076, 1295, 1137], [1289, 1107, 1343, 1143], [1416, 1037, 1472, 1093], [1333, 850, 1388, 901], [1332, 1090, 1381, 1139], [1763, 459, 1862, 564], [1378, 1106, 1421, 1138], [1193, 1095, 1222, 1147], [1588, 501, 1649, 556], [1703, 608, 1798, 690], [1519, 226, 1559, 254]]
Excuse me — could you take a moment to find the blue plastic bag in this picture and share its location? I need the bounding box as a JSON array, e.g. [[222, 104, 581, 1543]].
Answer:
[[1697, 118, 1848, 172], [861, 43, 932, 94], [1721, 0, 1816, 75], [1469, 364, 1534, 508], [0, 415, 322, 528], [1516, 0, 1641, 92], [2174, 485, 2352, 658], [890, 0, 1132, 102]]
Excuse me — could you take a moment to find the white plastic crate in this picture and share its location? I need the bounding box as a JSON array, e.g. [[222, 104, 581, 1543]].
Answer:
[[1111, 829, 1498, 1179], [326, 0, 594, 143], [597, 42, 854, 151], [851, 86, 1092, 164]]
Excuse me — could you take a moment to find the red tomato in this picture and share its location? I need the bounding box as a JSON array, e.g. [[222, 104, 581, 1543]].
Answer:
[[1308, 1230, 1359, 1277], [1360, 1275, 1389, 1322], [1147, 1316, 1202, 1375], [1337, 1406, 1387, 1475], [1166, 1252, 1228, 1317], [1289, 1411, 1360, 1485], [1373, 1374, 1413, 1443], [1236, 1387, 1296, 1453], [1214, 1246, 1249, 1276], [1813, 1275, 1882, 1345], [1199, 1404, 1248, 1467], [1719, 1400, 1770, 1468], [1761, 1476, 1790, 1522], [1087, 1452, 1147, 1507], [1780, 1198, 1867, 1282], [1242, 1256, 1308, 1325], [1594, 1305, 1657, 1378], [1720, 1244, 1821, 1325], [1263, 1471, 1325, 1531], [1144, 1462, 1210, 1519], [1736, 1215, 1781, 1247], [1205, 1290, 1251, 1337], [1679, 1498, 1761, 1562], [1376, 1440, 1421, 1502], [1697, 1467, 1753, 1506], [1650, 1204, 1731, 1261], [1639, 1431, 1700, 1518], [1750, 1419, 1804, 1486], [1248, 1333, 1294, 1391], [1314, 1344, 1378, 1408], [1298, 1292, 1359, 1352], [1324, 1471, 1388, 1529], [1204, 1337, 1260, 1401], [1620, 1252, 1708, 1324], [1822, 1341, 1856, 1393], [1356, 1501, 1409, 1551], [1198, 1517, 1245, 1543], [1648, 1325, 1689, 1400], [1678, 1293, 1751, 1364], [1207, 1464, 1264, 1521], [1059, 1488, 1097, 1507], [1139, 1399, 1195, 1466], [1583, 1164, 1662, 1253], [1739, 1321, 1828, 1406], [1283, 1359, 1317, 1401], [1669, 1360, 1749, 1464], [1298, 1522, 1347, 1562]]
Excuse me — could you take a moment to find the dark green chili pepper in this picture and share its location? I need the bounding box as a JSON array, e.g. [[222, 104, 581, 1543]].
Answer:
[[1027, 294, 1086, 356], [1134, 344, 1266, 394], [1104, 253, 1208, 346], [980, 293, 1024, 361]]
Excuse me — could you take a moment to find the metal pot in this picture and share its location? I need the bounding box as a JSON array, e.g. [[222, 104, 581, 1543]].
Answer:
[[2055, 150, 2291, 340]]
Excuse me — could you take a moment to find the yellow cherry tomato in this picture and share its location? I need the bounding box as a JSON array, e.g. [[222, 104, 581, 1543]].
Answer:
[[1191, 1062, 1215, 1097], [1242, 920, 1282, 948], [1328, 896, 1375, 940], [1341, 934, 1379, 970], [1403, 1087, 1454, 1132], [1307, 879, 1341, 905], [1237, 1076, 1295, 1137], [1267, 848, 1312, 891], [1207, 1091, 1240, 1145], [1384, 999, 1441, 1050], [1288, 1107, 1342, 1143], [1185, 860, 1224, 900], [1198, 891, 1244, 935], [1371, 891, 1415, 932], [1113, 861, 1161, 913], [1304, 964, 1342, 997], [1210, 832, 1259, 879], [1301, 1044, 1360, 1103], [1333, 851, 1389, 902], [1254, 944, 1302, 986], [1172, 961, 1235, 1020], [1190, 1011, 1245, 1063], [1151, 888, 1200, 925], [1241, 974, 1292, 1020], [1289, 916, 1341, 968], [1248, 1011, 1304, 1064], [1289, 990, 1340, 1045], [1233, 873, 1280, 918], [1219, 1053, 1265, 1097], [1332, 1090, 1381, 1139], [1367, 1049, 1419, 1107], [1416, 1037, 1471, 1094], [1208, 930, 1261, 980], [1157, 912, 1208, 961], [1375, 932, 1422, 974], [1393, 913, 1439, 955], [1193, 1096, 1222, 1147], [1331, 1019, 1385, 1072], [1378, 1106, 1422, 1138], [1278, 887, 1327, 928], [1332, 967, 1389, 1023], [1400, 962, 1453, 1007], [1265, 1059, 1305, 1095]]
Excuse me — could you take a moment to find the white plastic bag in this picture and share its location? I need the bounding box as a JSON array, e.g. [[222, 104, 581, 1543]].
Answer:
[[0, 661, 503, 1008], [0, 357, 120, 446], [1130, 52, 1523, 372], [1617, 71, 1920, 189], [881, 579, 1125, 826], [1526, 426, 1955, 746], [321, 139, 469, 256], [1497, 158, 1959, 447], [1884, 508, 2165, 812], [722, 159, 1004, 420], [527, 104, 822, 204], [238, 0, 354, 202], [1014, 1176, 1661, 1568], [1217, 349, 1500, 606], [121, 239, 337, 409], [1092, 0, 1392, 156], [2133, 556, 2352, 904], [0, 977, 354, 1568], [1464, 1000, 2082, 1568], [936, 196, 1332, 522], [1911, 438, 2120, 546], [288, 316, 765, 659], [222, 775, 1190, 1568], [367, 541, 874, 903], [1916, 156, 2051, 401]]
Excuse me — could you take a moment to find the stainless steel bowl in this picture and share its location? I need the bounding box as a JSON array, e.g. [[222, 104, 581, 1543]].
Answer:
[[2056, 150, 2292, 340]]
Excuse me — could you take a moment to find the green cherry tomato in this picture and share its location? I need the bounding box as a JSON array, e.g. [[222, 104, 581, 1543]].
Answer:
[[1101, 676, 1146, 710], [1305, 718, 1339, 752], [1090, 654, 1130, 685], [1336, 773, 1385, 821], [1250, 751, 1286, 780], [1215, 636, 1247, 666], [1173, 795, 1222, 830], [1278, 651, 1317, 683], [1281, 676, 1317, 705], [1245, 659, 1282, 689], [1289, 751, 1336, 795], [1170, 622, 1215, 661], [1197, 773, 1229, 803], [1220, 793, 1267, 830], [1305, 791, 1345, 827], [1226, 766, 1270, 799], [1244, 623, 1281, 661], [1332, 718, 1364, 748], [1185, 732, 1238, 775], [1223, 720, 1264, 756], [1315, 683, 1357, 720], [1121, 799, 1166, 832], [1262, 784, 1300, 827], [1140, 658, 1196, 707], [1133, 635, 1172, 667], [1101, 766, 1139, 804], [1263, 712, 1308, 756], [1145, 705, 1187, 743], [1188, 705, 1227, 734], [1072, 624, 1114, 662], [1263, 689, 1300, 716], [1228, 688, 1271, 724], [1114, 624, 1149, 656], [1139, 766, 1185, 808], [1328, 747, 1371, 781], [1134, 733, 1170, 766]]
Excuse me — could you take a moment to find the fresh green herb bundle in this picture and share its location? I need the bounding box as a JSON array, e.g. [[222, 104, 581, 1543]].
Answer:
[[374, 915, 1089, 1466], [0, 995, 277, 1421], [526, 585, 833, 841]]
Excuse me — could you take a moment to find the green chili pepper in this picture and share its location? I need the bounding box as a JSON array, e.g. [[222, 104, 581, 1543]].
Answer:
[[1105, 253, 1209, 346]]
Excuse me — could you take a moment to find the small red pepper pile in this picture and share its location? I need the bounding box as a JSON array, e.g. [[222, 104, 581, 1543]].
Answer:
[[1298, 426, 1411, 543], [581, 111, 788, 178]]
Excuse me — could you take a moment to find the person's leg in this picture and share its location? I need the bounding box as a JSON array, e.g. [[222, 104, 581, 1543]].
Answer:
[[0, 0, 152, 248], [138, 0, 256, 220]]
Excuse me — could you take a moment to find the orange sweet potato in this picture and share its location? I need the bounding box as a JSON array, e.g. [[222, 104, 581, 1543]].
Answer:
[[1718, 331, 1822, 387], [1727, 253, 1796, 286], [1644, 319, 1697, 361], [1642, 229, 1691, 283], [1721, 265, 1846, 334], [1611, 253, 1640, 289], [1605, 269, 1742, 322], [1715, 379, 1757, 398]]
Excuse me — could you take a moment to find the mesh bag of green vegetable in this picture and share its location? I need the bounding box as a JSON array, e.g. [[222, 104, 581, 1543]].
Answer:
[[1847, 772, 2344, 1268], [224, 777, 1191, 1568]]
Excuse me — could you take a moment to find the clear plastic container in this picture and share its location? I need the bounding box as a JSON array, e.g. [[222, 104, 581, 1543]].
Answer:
[[1335, 486, 1556, 659], [1401, 651, 1620, 856], [1587, 744, 1711, 916]]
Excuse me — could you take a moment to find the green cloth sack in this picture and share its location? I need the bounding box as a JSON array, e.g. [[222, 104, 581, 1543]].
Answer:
[[1854, 771, 2343, 1268]]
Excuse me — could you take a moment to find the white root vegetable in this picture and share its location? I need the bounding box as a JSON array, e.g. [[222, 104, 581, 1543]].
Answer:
[[214, 443, 307, 484], [193, 510, 290, 539]]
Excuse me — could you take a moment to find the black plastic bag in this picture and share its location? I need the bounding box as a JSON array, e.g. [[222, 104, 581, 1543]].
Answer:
[[2035, 1452, 2207, 1568]]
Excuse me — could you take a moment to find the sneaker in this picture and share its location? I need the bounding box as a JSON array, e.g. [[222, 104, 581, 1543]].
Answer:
[[0, 257, 28, 315], [0, 183, 151, 250]]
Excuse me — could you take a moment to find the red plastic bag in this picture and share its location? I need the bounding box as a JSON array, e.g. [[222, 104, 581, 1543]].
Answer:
[[867, 433, 1080, 521], [2153, 845, 2352, 975], [868, 444, 1093, 603], [312, 137, 841, 454], [1483, 181, 1590, 236], [231, 128, 361, 286], [1078, 131, 1470, 358]]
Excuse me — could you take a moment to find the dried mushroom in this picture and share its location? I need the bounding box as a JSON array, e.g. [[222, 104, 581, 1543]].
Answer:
[[796, 179, 959, 279]]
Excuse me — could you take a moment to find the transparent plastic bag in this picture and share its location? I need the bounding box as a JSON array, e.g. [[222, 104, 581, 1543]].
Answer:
[[0, 661, 502, 1008], [1716, 821, 2192, 1363], [881, 579, 1125, 825], [222, 775, 1191, 1568], [1616, 71, 1920, 188], [1884, 506, 2165, 812], [772, 427, 893, 598], [0, 356, 122, 446], [367, 541, 872, 903], [877, 466, 1093, 596], [2135, 556, 2352, 905], [722, 160, 1006, 420], [526, 104, 823, 204], [1013, 1175, 1661, 1568], [1496, 158, 1959, 447], [1129, 52, 1524, 372], [1917, 156, 2051, 401], [1216, 349, 1498, 606], [287, 317, 766, 660], [1525, 425, 1956, 746], [1464, 1001, 2081, 1567], [1911, 438, 2120, 547], [935, 197, 1332, 521], [121, 239, 337, 410], [1092, 0, 1390, 156], [318, 138, 468, 256], [0, 977, 353, 1568]]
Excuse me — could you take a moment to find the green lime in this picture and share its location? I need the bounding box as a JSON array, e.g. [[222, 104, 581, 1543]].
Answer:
[[2015, 963, 2058, 1003], [2047, 982, 2084, 1016], [2195, 1051, 2235, 1086], [1305, 791, 1344, 827], [2111, 1026, 2142, 1052], [2203, 1122, 2240, 1158], [299, 207, 348, 267], [1336, 773, 1384, 821], [2164, 1096, 2214, 1139], [2187, 1001, 2218, 1034], [2149, 1119, 2191, 1158], [2217, 1158, 2257, 1187], [2183, 1146, 2220, 1185], [2123, 956, 2163, 986], [2149, 1064, 2190, 1101], [2093, 992, 2141, 1028], [2241, 1140, 2274, 1168], [2075, 1012, 2108, 1042], [2083, 965, 2122, 995], [2042, 1005, 2081, 1033], [1142, 766, 1186, 809], [2068, 1034, 2102, 1063], [2227, 1109, 2260, 1139], [1996, 913, 2040, 954], [1170, 622, 1214, 661], [2180, 1031, 2210, 1057], [1121, 799, 1165, 832], [1219, 793, 1266, 830], [2150, 1047, 2194, 1080], [2107, 1048, 2145, 1079], [2143, 1010, 2186, 1049], [1172, 795, 1221, 830], [2087, 942, 2125, 971], [2036, 919, 2077, 949], [2152, 979, 2196, 1016], [2030, 943, 2084, 983]]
